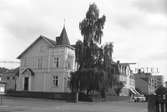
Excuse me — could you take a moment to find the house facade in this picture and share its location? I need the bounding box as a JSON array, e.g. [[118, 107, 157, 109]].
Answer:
[[16, 27, 75, 92], [110, 61, 137, 96], [117, 63, 136, 96]]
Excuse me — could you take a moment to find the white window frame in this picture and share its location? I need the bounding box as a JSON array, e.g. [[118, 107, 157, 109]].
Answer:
[[53, 75, 58, 87], [53, 57, 59, 68]]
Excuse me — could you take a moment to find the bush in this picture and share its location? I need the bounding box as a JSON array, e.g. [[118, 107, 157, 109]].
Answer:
[[155, 86, 167, 95]]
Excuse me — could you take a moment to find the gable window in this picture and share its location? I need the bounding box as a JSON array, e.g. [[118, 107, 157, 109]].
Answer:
[[38, 56, 43, 69], [53, 76, 58, 87], [54, 57, 59, 68]]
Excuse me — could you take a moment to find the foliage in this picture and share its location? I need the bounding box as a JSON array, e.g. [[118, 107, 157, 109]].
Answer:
[[79, 3, 106, 45], [0, 67, 19, 76], [70, 68, 108, 95], [103, 42, 113, 68], [0, 67, 10, 73], [77, 3, 106, 69], [114, 82, 124, 96], [155, 86, 167, 95], [75, 40, 83, 70], [103, 42, 113, 57]]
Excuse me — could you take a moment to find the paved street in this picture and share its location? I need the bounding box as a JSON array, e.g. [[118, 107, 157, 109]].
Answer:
[[0, 96, 147, 112]]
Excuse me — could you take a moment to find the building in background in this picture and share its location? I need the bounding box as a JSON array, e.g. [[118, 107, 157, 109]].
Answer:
[[134, 70, 164, 95], [134, 72, 154, 95], [1, 68, 19, 91], [16, 26, 75, 92], [152, 75, 163, 89], [118, 63, 137, 96], [110, 61, 137, 96], [2, 71, 16, 91]]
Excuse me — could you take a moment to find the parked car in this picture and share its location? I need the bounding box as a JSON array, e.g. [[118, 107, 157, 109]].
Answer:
[[133, 94, 146, 102]]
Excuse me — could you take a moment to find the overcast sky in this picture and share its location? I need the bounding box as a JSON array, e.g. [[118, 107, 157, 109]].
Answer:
[[0, 0, 166, 79]]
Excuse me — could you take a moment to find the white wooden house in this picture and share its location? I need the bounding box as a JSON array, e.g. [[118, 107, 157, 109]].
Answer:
[[16, 27, 75, 92]]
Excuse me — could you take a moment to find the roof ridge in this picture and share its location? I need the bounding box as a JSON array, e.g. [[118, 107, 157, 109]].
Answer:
[[41, 35, 57, 46]]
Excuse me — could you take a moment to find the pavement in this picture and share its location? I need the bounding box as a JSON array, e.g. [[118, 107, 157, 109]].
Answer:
[[0, 96, 147, 112]]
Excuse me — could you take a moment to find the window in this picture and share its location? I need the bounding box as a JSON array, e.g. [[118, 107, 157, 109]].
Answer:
[[53, 76, 58, 87], [7, 76, 10, 80], [38, 56, 43, 69], [12, 76, 15, 80], [54, 57, 59, 68], [56, 58, 59, 68]]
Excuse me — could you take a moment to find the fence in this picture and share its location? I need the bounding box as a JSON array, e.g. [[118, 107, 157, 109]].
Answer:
[[148, 95, 167, 112]]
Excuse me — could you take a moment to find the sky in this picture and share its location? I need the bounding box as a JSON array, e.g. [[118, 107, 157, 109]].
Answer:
[[0, 0, 166, 79]]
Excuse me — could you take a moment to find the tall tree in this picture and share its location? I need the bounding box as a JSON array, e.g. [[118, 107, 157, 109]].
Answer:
[[79, 3, 106, 69], [71, 3, 106, 102]]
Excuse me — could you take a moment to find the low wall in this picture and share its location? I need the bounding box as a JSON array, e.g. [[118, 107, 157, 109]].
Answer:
[[6, 90, 75, 101], [6, 91, 130, 102]]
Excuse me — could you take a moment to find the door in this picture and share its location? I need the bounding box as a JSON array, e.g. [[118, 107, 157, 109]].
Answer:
[[24, 77, 29, 91]]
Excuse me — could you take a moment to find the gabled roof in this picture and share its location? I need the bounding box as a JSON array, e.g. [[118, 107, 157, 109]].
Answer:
[[17, 35, 55, 59], [56, 26, 70, 45], [17, 27, 74, 59]]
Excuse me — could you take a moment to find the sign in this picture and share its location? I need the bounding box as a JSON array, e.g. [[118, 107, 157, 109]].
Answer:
[[0, 82, 5, 95], [134, 67, 159, 74]]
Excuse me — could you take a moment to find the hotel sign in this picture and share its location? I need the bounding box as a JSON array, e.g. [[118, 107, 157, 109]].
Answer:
[[135, 67, 159, 74]]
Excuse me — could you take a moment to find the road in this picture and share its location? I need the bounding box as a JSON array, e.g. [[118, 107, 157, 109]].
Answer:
[[0, 96, 147, 112]]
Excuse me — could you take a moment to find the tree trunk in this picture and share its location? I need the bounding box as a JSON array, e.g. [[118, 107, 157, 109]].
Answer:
[[75, 91, 79, 103]]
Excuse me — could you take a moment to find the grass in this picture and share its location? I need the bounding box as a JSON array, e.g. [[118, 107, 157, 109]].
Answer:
[[0, 96, 147, 112]]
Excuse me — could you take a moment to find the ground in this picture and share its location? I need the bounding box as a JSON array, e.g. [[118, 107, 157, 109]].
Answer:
[[0, 96, 147, 112]]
